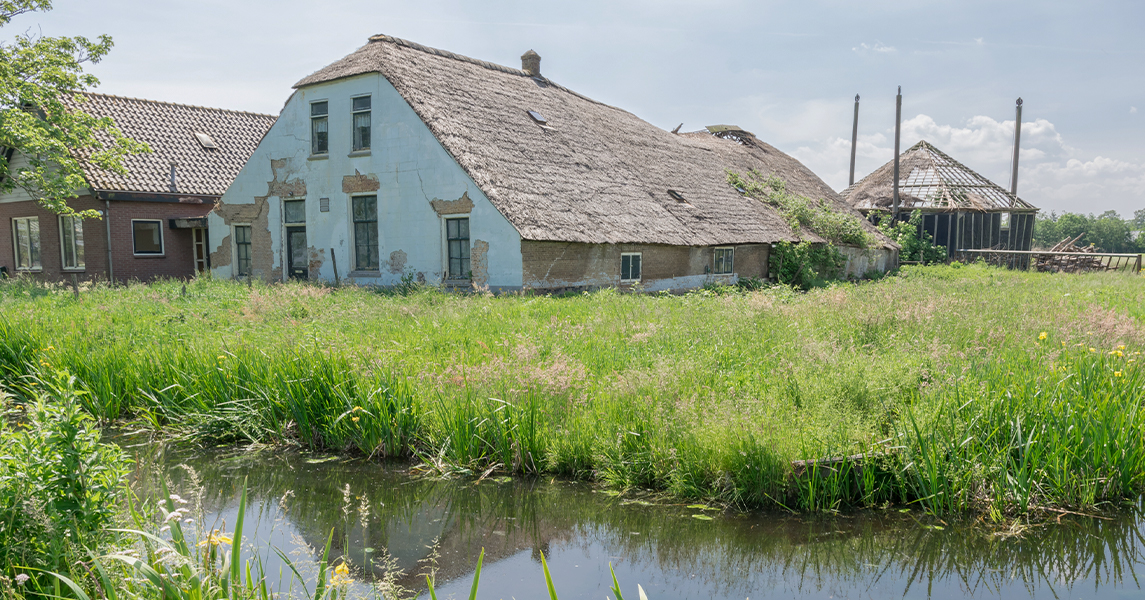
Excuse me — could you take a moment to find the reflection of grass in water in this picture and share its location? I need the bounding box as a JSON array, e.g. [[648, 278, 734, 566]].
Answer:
[[5, 264, 1145, 513], [129, 445, 1145, 599]]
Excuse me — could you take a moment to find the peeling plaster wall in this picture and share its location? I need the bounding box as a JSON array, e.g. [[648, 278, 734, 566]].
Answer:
[[839, 245, 899, 278], [210, 74, 523, 289]]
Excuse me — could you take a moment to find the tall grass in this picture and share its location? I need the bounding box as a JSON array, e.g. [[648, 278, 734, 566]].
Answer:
[[1, 264, 1143, 514]]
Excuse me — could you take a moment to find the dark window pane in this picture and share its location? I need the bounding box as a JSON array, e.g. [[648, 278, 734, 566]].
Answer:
[[132, 221, 163, 254], [352, 196, 379, 270], [446, 218, 470, 279], [234, 225, 252, 276], [284, 200, 306, 224], [352, 96, 371, 111], [311, 101, 328, 116], [311, 116, 328, 154], [353, 112, 371, 151]]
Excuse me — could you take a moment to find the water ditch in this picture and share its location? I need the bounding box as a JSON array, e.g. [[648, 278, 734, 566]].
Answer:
[[121, 437, 1145, 600]]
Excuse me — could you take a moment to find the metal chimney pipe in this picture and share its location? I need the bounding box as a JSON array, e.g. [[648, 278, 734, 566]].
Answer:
[[849, 94, 860, 187], [1010, 98, 1023, 198], [892, 86, 902, 218]]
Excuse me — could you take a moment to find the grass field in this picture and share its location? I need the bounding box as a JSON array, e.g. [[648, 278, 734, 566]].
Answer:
[[2, 264, 1143, 515]]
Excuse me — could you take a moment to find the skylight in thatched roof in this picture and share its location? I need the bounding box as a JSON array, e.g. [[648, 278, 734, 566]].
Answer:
[[527, 110, 547, 124]]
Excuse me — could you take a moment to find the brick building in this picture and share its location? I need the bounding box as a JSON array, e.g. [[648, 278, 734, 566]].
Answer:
[[1, 93, 275, 283]]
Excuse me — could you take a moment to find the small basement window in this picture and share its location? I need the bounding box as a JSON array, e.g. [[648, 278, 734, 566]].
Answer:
[[527, 110, 547, 124], [131, 219, 164, 256], [621, 252, 642, 283], [193, 132, 218, 149], [713, 247, 734, 275]]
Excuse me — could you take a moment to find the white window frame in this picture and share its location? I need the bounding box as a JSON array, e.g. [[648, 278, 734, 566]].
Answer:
[[58, 214, 85, 271], [351, 94, 372, 152], [620, 252, 642, 283], [310, 100, 329, 156], [131, 219, 165, 256], [442, 215, 471, 280], [232, 223, 253, 277], [12, 216, 41, 272], [713, 246, 734, 275]]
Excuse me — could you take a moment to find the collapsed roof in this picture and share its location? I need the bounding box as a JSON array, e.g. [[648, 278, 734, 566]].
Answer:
[[842, 140, 1038, 214], [296, 35, 894, 249]]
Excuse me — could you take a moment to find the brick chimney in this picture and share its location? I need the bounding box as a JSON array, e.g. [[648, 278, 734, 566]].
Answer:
[[521, 50, 541, 77]]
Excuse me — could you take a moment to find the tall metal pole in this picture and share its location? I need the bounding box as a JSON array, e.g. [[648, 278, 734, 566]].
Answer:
[[892, 86, 902, 219], [1010, 98, 1023, 197], [849, 94, 860, 187]]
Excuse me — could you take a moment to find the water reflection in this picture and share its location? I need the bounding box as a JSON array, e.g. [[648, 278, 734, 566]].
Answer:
[[122, 438, 1144, 600]]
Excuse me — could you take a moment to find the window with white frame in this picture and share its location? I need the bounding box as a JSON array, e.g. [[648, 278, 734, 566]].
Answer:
[[620, 252, 642, 282], [132, 220, 164, 255], [713, 247, 734, 275], [352, 196, 379, 271], [59, 214, 84, 270], [311, 101, 329, 155], [12, 216, 41, 271], [233, 225, 252, 277], [445, 217, 470, 279], [352, 96, 371, 151]]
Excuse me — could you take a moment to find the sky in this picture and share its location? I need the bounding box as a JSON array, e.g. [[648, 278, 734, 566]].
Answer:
[[7, 0, 1145, 216]]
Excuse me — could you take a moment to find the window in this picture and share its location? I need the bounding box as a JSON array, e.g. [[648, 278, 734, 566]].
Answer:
[[59, 214, 84, 270], [352, 195, 379, 271], [446, 217, 470, 279], [311, 101, 328, 155], [352, 96, 371, 151], [284, 199, 306, 224], [713, 247, 734, 275], [12, 217, 41, 271], [132, 220, 164, 255], [234, 225, 252, 277], [621, 252, 642, 282]]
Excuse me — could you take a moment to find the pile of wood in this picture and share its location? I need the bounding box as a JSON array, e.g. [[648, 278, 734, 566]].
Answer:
[[1035, 234, 1106, 272]]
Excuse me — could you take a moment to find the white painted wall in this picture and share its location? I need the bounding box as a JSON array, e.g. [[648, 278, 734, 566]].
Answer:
[[209, 73, 524, 289]]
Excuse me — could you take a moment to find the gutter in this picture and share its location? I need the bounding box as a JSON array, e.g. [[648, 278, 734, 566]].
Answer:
[[104, 199, 114, 284]]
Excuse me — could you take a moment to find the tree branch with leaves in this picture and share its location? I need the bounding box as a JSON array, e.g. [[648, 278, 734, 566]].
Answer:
[[0, 0, 148, 216]]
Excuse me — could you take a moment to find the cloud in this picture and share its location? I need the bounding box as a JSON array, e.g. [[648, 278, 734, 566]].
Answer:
[[784, 110, 1145, 215], [1132, 106, 1138, 114], [852, 42, 896, 54]]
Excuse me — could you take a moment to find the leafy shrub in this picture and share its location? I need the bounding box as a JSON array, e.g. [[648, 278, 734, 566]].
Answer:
[[770, 241, 845, 289], [727, 169, 875, 248], [878, 211, 947, 263], [0, 374, 129, 583]]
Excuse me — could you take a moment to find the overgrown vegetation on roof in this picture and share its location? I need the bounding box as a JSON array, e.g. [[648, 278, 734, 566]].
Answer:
[[727, 169, 875, 248]]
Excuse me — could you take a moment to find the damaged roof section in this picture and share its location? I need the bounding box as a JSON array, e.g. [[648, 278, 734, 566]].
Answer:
[[294, 34, 894, 249], [61, 93, 276, 196], [842, 140, 1038, 213]]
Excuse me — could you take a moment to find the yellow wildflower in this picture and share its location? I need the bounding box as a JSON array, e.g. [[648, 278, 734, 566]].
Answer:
[[46, 346, 54, 351], [217, 355, 226, 360], [1114, 371, 1123, 378], [335, 562, 349, 576], [1089, 348, 1096, 353], [1118, 345, 1126, 350], [197, 530, 233, 547], [351, 416, 360, 423], [1038, 332, 1048, 340]]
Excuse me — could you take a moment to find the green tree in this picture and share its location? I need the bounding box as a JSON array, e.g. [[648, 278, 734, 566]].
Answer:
[[1133, 208, 1145, 230], [0, 0, 148, 216]]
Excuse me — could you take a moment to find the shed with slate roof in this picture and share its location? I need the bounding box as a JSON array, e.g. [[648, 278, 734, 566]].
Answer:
[[209, 34, 897, 289], [0, 93, 275, 283]]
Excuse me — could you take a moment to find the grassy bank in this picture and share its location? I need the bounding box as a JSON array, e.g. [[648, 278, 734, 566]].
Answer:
[[1, 264, 1143, 514]]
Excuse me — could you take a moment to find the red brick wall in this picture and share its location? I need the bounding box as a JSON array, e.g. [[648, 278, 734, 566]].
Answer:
[[0, 196, 212, 283]]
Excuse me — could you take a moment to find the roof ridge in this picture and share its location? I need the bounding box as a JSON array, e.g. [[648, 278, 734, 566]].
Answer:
[[360, 34, 615, 110], [76, 91, 277, 119]]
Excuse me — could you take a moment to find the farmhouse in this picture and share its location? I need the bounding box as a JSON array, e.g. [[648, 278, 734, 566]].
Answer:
[[209, 34, 896, 290], [0, 93, 275, 283], [843, 140, 1038, 255]]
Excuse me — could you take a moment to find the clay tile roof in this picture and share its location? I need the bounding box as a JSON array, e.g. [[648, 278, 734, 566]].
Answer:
[[294, 34, 894, 248], [62, 93, 276, 196], [842, 140, 1038, 213]]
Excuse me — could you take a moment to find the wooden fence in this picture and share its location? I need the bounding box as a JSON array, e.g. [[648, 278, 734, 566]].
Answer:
[[955, 249, 1143, 274]]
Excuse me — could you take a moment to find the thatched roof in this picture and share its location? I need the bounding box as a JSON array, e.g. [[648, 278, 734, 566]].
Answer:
[[842, 141, 1038, 214], [61, 93, 276, 196], [296, 35, 893, 248]]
